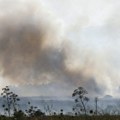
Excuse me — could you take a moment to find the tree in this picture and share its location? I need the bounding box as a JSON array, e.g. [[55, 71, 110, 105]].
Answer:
[[1, 86, 13, 117], [25, 101, 44, 117], [1, 86, 20, 117], [72, 87, 89, 116]]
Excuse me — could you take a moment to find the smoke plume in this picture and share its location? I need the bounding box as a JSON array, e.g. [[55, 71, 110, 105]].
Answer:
[[1, 0, 120, 97], [0, 0, 65, 84]]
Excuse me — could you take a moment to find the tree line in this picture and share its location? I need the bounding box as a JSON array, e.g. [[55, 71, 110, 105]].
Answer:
[[0, 86, 120, 119]]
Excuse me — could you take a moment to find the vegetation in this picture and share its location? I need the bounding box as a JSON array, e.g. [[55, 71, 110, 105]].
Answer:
[[72, 87, 89, 115], [1, 86, 20, 117], [0, 86, 120, 120]]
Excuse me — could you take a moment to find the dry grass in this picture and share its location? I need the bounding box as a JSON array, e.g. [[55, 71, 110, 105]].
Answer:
[[1, 115, 120, 120]]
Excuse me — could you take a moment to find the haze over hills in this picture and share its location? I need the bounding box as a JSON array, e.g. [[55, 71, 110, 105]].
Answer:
[[14, 95, 120, 112], [0, 95, 119, 115]]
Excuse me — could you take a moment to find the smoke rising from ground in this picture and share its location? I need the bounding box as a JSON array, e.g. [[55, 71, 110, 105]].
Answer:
[[0, 0, 103, 96], [0, 0, 120, 97], [0, 1, 65, 85]]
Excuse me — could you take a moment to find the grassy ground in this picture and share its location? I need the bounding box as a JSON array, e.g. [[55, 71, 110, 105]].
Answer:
[[1, 116, 120, 120]]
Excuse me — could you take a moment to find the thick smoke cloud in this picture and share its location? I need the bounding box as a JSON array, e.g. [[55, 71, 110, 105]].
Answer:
[[0, 0, 65, 85], [0, 0, 108, 96]]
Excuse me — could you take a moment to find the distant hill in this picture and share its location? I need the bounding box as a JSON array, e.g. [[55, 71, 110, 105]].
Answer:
[[103, 95, 113, 99], [0, 95, 119, 114]]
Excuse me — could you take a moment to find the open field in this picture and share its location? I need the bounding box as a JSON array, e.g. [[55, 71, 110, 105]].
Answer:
[[29, 116, 120, 120], [1, 116, 120, 120]]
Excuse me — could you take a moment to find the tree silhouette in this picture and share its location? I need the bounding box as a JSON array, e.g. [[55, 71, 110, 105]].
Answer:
[[72, 87, 89, 115], [25, 101, 44, 117], [1, 86, 20, 117]]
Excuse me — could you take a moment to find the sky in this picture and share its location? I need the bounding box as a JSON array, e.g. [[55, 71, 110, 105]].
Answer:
[[0, 0, 120, 97]]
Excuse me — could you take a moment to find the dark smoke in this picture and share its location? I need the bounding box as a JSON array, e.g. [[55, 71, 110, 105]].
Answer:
[[0, 0, 104, 96], [0, 1, 63, 84]]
